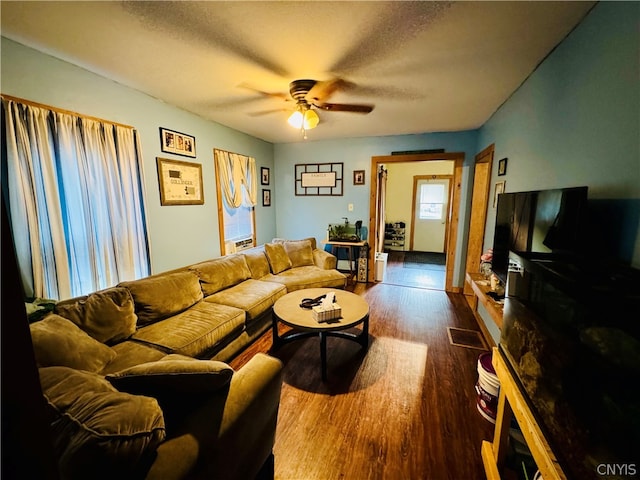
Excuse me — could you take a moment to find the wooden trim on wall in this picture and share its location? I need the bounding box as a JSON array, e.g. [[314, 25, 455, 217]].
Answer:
[[463, 144, 494, 299]]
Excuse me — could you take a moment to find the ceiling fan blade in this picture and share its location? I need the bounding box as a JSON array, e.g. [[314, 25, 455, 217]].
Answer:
[[238, 83, 290, 101], [305, 78, 350, 104], [315, 103, 374, 114]]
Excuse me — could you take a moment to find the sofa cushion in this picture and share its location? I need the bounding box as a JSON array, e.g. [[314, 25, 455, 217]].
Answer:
[[262, 265, 347, 292], [39, 366, 165, 479], [264, 243, 292, 274], [281, 239, 315, 267], [190, 254, 252, 296], [119, 271, 203, 326], [106, 354, 234, 395], [54, 287, 137, 344], [30, 314, 116, 372], [204, 279, 287, 322], [132, 301, 245, 358], [243, 248, 271, 279]]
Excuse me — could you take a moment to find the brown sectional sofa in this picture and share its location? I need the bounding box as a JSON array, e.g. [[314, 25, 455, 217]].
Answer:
[[30, 238, 346, 480]]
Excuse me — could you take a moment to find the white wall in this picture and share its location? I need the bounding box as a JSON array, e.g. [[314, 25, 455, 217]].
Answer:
[[1, 38, 277, 274], [385, 160, 454, 226]]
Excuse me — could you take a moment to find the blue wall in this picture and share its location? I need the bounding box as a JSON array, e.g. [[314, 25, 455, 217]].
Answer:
[[1, 38, 277, 274], [478, 1, 640, 266], [2, 1, 638, 289], [274, 132, 479, 286]]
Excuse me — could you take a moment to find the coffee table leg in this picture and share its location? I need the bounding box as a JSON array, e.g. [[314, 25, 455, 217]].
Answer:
[[271, 315, 282, 351], [320, 332, 327, 381]]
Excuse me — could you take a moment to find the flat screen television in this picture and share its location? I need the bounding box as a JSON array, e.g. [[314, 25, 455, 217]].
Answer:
[[491, 186, 589, 284]]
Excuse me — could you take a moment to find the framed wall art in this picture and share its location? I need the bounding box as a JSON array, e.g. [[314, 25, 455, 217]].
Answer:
[[262, 189, 271, 207], [353, 170, 365, 185], [498, 157, 508, 176], [159, 127, 196, 158], [156, 157, 204, 205], [261, 167, 270, 185], [295, 162, 343, 196]]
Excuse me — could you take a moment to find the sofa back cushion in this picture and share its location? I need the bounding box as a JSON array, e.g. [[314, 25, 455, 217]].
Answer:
[[119, 271, 203, 326], [30, 314, 117, 372], [54, 287, 137, 344], [243, 248, 271, 279], [281, 239, 315, 267], [189, 254, 252, 296], [264, 243, 293, 274], [273, 236, 317, 250], [40, 366, 165, 479]]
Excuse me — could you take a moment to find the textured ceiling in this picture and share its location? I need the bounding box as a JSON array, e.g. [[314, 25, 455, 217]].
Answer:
[[1, 1, 594, 143]]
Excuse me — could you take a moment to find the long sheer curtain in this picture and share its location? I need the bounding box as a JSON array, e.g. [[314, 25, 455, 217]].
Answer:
[[376, 166, 388, 252], [2, 99, 150, 300]]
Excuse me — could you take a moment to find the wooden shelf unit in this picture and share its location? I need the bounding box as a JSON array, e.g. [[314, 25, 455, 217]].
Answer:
[[465, 272, 504, 347], [482, 347, 567, 480]]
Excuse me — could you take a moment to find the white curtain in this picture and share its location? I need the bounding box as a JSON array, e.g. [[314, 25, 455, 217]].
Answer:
[[376, 166, 388, 253], [2, 99, 150, 300], [214, 149, 257, 207]]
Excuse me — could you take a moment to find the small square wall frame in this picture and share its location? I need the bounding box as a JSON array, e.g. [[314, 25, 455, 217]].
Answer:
[[295, 162, 343, 196]]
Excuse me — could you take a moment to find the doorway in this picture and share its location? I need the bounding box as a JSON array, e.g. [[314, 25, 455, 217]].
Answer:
[[410, 176, 452, 253], [368, 152, 465, 292]]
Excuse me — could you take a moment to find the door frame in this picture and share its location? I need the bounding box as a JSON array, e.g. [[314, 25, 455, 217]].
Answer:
[[409, 174, 453, 252], [463, 144, 494, 303], [369, 152, 465, 292]]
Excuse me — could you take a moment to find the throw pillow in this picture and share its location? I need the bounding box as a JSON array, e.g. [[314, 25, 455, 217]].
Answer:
[[30, 314, 116, 372], [39, 366, 165, 479], [264, 242, 293, 274], [54, 287, 137, 344], [282, 239, 315, 267]]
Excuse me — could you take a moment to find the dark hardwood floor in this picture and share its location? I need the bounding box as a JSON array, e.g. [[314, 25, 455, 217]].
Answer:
[[230, 257, 494, 480]]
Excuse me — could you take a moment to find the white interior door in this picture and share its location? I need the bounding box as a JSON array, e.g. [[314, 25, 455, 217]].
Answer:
[[412, 178, 449, 252]]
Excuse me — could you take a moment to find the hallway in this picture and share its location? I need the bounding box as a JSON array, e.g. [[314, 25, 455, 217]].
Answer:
[[381, 250, 446, 290]]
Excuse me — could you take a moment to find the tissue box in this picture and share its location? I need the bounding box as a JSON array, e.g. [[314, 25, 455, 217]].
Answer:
[[312, 304, 342, 322]]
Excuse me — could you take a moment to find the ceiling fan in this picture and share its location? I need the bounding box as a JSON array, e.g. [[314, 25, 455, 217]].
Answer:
[[244, 78, 374, 138]]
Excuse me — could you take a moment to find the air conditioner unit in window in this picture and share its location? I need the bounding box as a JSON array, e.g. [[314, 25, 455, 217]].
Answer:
[[233, 237, 254, 252]]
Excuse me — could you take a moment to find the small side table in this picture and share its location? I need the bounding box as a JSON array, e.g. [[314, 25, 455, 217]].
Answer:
[[323, 240, 366, 283]]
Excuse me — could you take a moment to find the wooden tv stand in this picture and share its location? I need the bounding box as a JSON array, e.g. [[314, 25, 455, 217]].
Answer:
[[482, 347, 567, 480]]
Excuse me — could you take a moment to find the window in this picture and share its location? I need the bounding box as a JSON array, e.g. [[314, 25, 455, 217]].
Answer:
[[2, 98, 150, 299], [214, 149, 257, 254], [419, 183, 445, 220]]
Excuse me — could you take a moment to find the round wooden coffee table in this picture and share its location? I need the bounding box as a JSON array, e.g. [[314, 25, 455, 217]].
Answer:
[[271, 288, 369, 381]]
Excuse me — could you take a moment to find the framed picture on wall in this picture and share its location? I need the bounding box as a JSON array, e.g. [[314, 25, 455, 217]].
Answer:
[[159, 127, 196, 158], [498, 158, 508, 176], [156, 157, 204, 205], [353, 170, 365, 185], [262, 189, 271, 207], [261, 167, 270, 185]]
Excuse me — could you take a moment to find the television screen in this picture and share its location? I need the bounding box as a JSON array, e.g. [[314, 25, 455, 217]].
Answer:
[[491, 186, 588, 284]]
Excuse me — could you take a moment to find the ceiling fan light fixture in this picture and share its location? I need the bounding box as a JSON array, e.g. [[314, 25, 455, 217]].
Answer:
[[287, 110, 304, 128], [303, 109, 319, 129]]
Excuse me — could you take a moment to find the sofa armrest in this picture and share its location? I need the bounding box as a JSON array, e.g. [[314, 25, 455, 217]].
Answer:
[[145, 353, 283, 480], [313, 248, 337, 270]]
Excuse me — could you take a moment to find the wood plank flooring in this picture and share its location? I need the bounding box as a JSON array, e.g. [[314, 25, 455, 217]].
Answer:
[[230, 262, 495, 480]]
